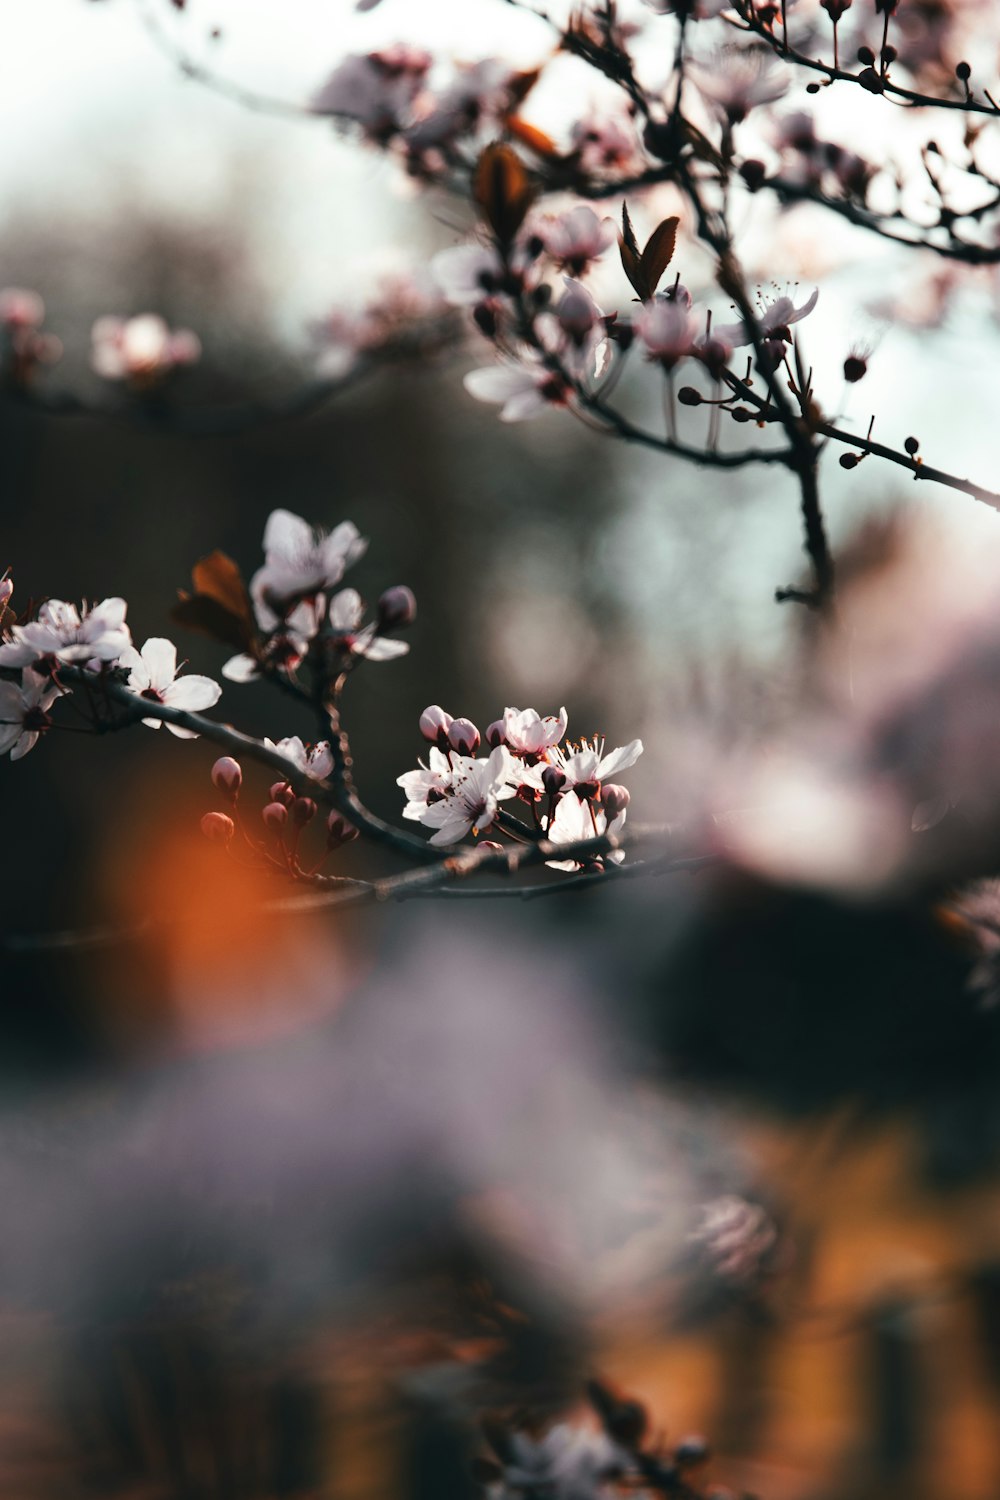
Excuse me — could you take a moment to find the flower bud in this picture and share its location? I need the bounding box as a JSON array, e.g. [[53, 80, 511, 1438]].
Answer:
[[262, 801, 288, 831], [485, 718, 506, 749], [200, 811, 235, 844], [603, 783, 631, 818], [377, 585, 417, 630], [478, 840, 505, 853], [211, 756, 242, 798], [739, 158, 766, 192], [447, 717, 480, 756], [843, 354, 866, 383], [326, 810, 360, 849], [419, 704, 453, 746], [0, 576, 12, 609], [291, 796, 317, 826], [269, 780, 295, 806], [541, 765, 567, 796]]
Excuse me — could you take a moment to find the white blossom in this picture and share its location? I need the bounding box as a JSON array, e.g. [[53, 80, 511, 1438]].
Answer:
[[397, 746, 457, 820], [0, 597, 131, 668], [118, 637, 221, 738], [714, 286, 819, 350], [328, 588, 409, 661], [536, 206, 615, 275], [417, 746, 517, 844], [0, 669, 63, 761], [265, 736, 335, 782], [494, 1424, 620, 1500], [251, 509, 368, 629], [502, 705, 568, 757], [464, 360, 569, 422], [91, 314, 200, 382], [545, 791, 627, 872], [550, 735, 643, 789]]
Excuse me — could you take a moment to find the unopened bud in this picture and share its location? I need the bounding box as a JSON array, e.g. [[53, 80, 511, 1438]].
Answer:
[[200, 811, 235, 844], [485, 718, 506, 749], [377, 585, 417, 630], [677, 386, 702, 406], [541, 765, 567, 796], [291, 796, 317, 826], [857, 44, 875, 63], [326, 810, 359, 848], [839, 452, 859, 469], [843, 354, 866, 383], [603, 783, 631, 818], [419, 704, 453, 747], [211, 756, 242, 798], [956, 59, 971, 81], [262, 801, 288, 831], [0, 576, 12, 608], [448, 717, 480, 756], [269, 780, 295, 806], [473, 302, 498, 339], [739, 158, 766, 191], [904, 434, 919, 455]]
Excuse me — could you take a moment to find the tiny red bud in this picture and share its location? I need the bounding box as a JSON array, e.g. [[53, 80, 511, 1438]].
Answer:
[[602, 783, 631, 818], [0, 577, 12, 608], [448, 717, 480, 756], [541, 765, 567, 796], [677, 386, 702, 406], [377, 585, 417, 630], [839, 452, 859, 469], [956, 60, 971, 81], [262, 801, 288, 831], [200, 811, 235, 844], [326, 810, 359, 848], [211, 756, 242, 798], [291, 796, 317, 826], [419, 705, 453, 746], [270, 780, 295, 806], [857, 44, 875, 63], [485, 718, 506, 749]]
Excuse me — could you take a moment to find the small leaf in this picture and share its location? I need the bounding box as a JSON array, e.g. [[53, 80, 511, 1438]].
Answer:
[[171, 550, 255, 651], [474, 143, 535, 245], [639, 215, 679, 297], [621, 200, 640, 257], [506, 116, 558, 158]]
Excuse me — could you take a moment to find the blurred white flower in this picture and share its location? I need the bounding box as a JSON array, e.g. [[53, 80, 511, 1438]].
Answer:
[[91, 314, 200, 383], [464, 359, 569, 422], [0, 597, 131, 668], [251, 509, 367, 629], [328, 587, 409, 660], [0, 669, 63, 761]]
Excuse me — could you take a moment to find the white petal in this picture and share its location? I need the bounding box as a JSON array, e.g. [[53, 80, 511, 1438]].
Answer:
[[140, 637, 178, 691], [328, 588, 364, 631], [358, 637, 409, 661], [0, 722, 23, 752], [501, 389, 548, 422], [222, 654, 259, 683], [598, 738, 643, 779], [263, 509, 313, 562], [162, 674, 221, 712], [10, 729, 38, 761]]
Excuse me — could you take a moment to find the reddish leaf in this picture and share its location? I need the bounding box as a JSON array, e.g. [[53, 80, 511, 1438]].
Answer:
[[639, 216, 679, 297], [171, 550, 255, 651], [506, 116, 559, 159], [474, 143, 535, 244]]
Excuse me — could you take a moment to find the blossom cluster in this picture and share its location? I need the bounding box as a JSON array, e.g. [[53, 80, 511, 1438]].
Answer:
[[0, 588, 220, 759], [398, 704, 642, 867]]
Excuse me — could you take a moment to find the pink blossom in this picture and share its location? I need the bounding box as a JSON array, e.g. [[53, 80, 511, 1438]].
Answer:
[[0, 669, 64, 761], [91, 314, 200, 384], [536, 206, 615, 276], [251, 509, 367, 630], [464, 359, 570, 422], [0, 597, 131, 668], [327, 588, 409, 661]]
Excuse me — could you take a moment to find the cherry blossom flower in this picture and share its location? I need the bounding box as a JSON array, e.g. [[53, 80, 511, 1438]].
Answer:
[[464, 359, 570, 422], [536, 206, 615, 276], [569, 112, 642, 178], [714, 286, 819, 351], [636, 298, 698, 369], [693, 50, 787, 123], [0, 669, 64, 761], [402, 59, 517, 158], [397, 746, 457, 820], [327, 588, 409, 660], [550, 735, 644, 792], [0, 597, 131, 668], [91, 314, 201, 384], [416, 746, 517, 844], [312, 47, 432, 140], [265, 736, 334, 782], [118, 637, 221, 738], [545, 279, 611, 379], [502, 705, 568, 758], [251, 509, 368, 629], [432, 242, 530, 308], [545, 790, 628, 872]]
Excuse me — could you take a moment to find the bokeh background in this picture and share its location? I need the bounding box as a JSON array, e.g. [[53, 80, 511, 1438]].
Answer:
[[4, 2, 1000, 1497]]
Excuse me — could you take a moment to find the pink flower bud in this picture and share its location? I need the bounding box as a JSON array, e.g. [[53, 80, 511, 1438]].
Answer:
[[0, 576, 12, 609], [326, 810, 360, 849], [541, 765, 567, 796], [211, 756, 242, 798], [419, 705, 453, 747], [377, 585, 417, 630], [447, 717, 480, 756], [485, 718, 506, 749], [269, 780, 295, 806], [602, 783, 631, 818], [262, 801, 288, 831], [291, 796, 317, 826], [200, 811, 235, 844]]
